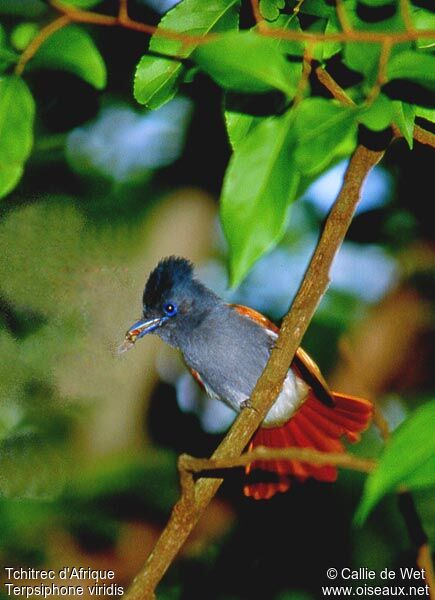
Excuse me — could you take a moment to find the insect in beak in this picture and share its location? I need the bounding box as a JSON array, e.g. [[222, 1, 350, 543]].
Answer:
[[117, 316, 168, 354]]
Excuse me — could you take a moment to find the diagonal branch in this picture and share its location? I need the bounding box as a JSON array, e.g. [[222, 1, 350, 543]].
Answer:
[[414, 125, 435, 148], [122, 144, 385, 600]]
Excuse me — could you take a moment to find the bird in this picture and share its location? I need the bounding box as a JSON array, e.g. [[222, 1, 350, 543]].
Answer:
[[119, 256, 373, 500]]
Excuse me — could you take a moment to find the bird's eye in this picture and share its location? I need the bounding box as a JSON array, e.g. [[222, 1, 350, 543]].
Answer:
[[163, 302, 177, 316]]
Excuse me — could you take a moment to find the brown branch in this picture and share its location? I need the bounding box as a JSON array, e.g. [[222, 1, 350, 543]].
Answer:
[[17, 5, 435, 154], [50, 0, 157, 34], [367, 37, 393, 103], [122, 144, 385, 600], [250, 0, 264, 27], [259, 27, 435, 43], [179, 446, 377, 476], [399, 0, 416, 33], [14, 14, 71, 76], [418, 544, 435, 600], [12, 0, 435, 75], [183, 447, 434, 600], [314, 68, 435, 150], [335, 0, 353, 34], [20, 3, 431, 597], [314, 67, 356, 107], [293, 45, 314, 106], [118, 0, 129, 22], [46, 0, 435, 45], [414, 125, 435, 148]]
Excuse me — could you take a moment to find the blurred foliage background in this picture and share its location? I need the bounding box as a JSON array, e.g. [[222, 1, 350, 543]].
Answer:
[[0, 1, 434, 599]]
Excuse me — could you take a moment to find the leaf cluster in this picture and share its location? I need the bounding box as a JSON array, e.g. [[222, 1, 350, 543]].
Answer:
[[1, 0, 434, 284]]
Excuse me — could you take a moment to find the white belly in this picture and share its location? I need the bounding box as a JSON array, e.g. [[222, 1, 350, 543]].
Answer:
[[261, 370, 309, 428], [200, 367, 309, 428]]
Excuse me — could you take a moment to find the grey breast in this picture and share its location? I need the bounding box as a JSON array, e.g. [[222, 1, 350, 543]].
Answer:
[[180, 305, 273, 412]]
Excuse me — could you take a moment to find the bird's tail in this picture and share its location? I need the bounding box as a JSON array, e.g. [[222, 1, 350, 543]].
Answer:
[[244, 391, 373, 500]]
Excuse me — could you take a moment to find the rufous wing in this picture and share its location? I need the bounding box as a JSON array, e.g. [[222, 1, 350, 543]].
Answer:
[[230, 303, 334, 406], [229, 303, 373, 500]]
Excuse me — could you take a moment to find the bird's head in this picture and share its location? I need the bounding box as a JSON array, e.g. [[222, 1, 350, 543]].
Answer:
[[118, 256, 219, 353]]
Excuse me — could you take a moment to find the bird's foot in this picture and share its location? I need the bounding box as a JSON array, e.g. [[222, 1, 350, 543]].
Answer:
[[240, 399, 258, 413]]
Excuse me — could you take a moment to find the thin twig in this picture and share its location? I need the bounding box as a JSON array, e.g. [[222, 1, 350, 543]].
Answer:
[[314, 68, 435, 150], [14, 15, 70, 76], [293, 44, 313, 106], [13, 0, 435, 75], [399, 0, 416, 33], [367, 37, 393, 104], [414, 125, 435, 148], [335, 0, 353, 34], [373, 405, 391, 442], [118, 0, 129, 23], [48, 0, 435, 44], [314, 67, 356, 107], [179, 446, 377, 475], [293, 0, 306, 17], [250, 0, 264, 27]]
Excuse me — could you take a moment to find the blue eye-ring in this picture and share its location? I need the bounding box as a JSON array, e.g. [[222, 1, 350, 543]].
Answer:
[[163, 302, 178, 316]]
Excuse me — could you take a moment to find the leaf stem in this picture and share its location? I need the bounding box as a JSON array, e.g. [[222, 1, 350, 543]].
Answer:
[[314, 66, 356, 107], [14, 15, 71, 76], [335, 0, 353, 34], [250, 0, 264, 28]]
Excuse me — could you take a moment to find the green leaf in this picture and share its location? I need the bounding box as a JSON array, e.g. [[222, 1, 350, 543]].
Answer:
[[416, 106, 435, 123], [387, 50, 435, 91], [134, 0, 240, 108], [323, 15, 342, 61], [259, 0, 285, 21], [193, 31, 298, 95], [0, 0, 47, 17], [413, 8, 435, 49], [0, 24, 18, 73], [359, 94, 395, 131], [297, 0, 334, 18], [393, 101, 415, 149], [29, 25, 106, 89], [221, 111, 300, 286], [11, 22, 39, 51], [62, 0, 102, 8], [0, 76, 35, 199], [403, 456, 435, 490], [61, 0, 102, 7], [344, 10, 410, 86], [355, 400, 435, 525], [271, 14, 304, 56], [134, 56, 183, 109], [358, 0, 394, 5], [0, 47, 18, 73], [224, 110, 262, 149], [294, 98, 358, 176]]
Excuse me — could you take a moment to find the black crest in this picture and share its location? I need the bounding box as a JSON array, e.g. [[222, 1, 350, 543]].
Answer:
[[143, 256, 194, 307]]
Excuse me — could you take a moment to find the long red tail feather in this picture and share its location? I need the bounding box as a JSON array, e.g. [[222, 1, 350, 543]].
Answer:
[[244, 391, 373, 500]]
